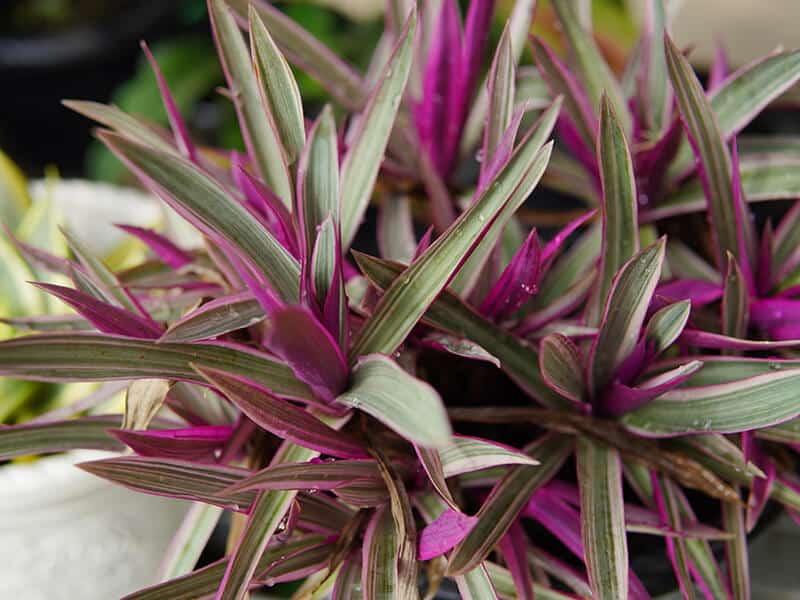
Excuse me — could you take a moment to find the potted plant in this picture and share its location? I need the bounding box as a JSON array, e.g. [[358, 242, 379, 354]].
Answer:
[[3, 1, 800, 598]]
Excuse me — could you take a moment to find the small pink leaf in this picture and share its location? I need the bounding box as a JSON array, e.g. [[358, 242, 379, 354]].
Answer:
[[418, 509, 477, 560]]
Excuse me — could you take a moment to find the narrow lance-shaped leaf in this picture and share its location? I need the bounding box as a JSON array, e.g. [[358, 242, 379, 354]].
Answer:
[[196, 366, 367, 459], [589, 94, 639, 326], [481, 23, 515, 174], [336, 354, 452, 448], [539, 333, 586, 405], [63, 100, 176, 155], [0, 333, 312, 400], [723, 497, 750, 600], [208, 0, 292, 207], [551, 0, 631, 134], [479, 228, 541, 319], [459, 0, 535, 155], [61, 227, 148, 318], [639, 0, 671, 135], [100, 132, 301, 303], [249, 6, 305, 164], [349, 126, 553, 359], [140, 41, 196, 161], [589, 239, 666, 398], [161, 292, 264, 343], [669, 49, 800, 177], [652, 474, 696, 600], [0, 415, 124, 460], [447, 434, 572, 575], [297, 105, 339, 259], [439, 435, 540, 478], [666, 34, 754, 270], [531, 38, 597, 149], [449, 99, 560, 297], [377, 194, 416, 263], [498, 520, 535, 600], [216, 442, 318, 600], [644, 300, 692, 358], [622, 369, 800, 436], [340, 10, 416, 248], [362, 506, 401, 600], [576, 438, 629, 600], [723, 252, 750, 340], [222, 459, 381, 494], [31, 282, 163, 340], [227, 0, 365, 111]]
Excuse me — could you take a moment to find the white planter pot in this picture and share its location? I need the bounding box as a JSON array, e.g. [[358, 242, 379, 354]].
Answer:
[[0, 451, 189, 600]]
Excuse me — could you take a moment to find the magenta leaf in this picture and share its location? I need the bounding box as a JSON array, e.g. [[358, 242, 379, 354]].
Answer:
[[479, 228, 541, 319], [418, 509, 478, 560], [140, 41, 197, 161], [498, 519, 534, 600], [111, 425, 233, 460], [264, 305, 347, 402], [31, 282, 163, 339], [116, 224, 193, 269], [656, 279, 723, 307], [600, 360, 704, 416]]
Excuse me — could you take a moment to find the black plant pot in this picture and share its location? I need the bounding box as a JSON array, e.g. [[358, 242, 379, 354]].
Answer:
[[0, 2, 178, 176]]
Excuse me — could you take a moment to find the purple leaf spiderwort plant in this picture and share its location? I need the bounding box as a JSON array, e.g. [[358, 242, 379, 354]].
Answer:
[[3, 1, 800, 599]]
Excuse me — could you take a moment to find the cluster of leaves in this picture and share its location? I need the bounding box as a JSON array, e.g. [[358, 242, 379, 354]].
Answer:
[[5, 1, 800, 598]]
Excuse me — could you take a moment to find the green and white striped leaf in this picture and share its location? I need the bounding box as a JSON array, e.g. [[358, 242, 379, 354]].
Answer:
[[539, 333, 586, 404], [298, 105, 339, 256], [483, 24, 515, 167], [644, 300, 691, 357], [209, 0, 292, 207], [651, 157, 800, 221], [227, 0, 365, 111], [440, 436, 540, 478], [551, 0, 631, 134], [622, 369, 800, 436], [362, 506, 401, 600], [723, 252, 749, 339], [590, 239, 666, 395], [0, 415, 124, 460], [217, 442, 318, 600], [655, 475, 696, 600], [670, 49, 800, 177], [577, 438, 628, 600], [666, 35, 754, 268], [0, 333, 312, 400], [589, 95, 639, 325], [723, 497, 750, 600], [349, 134, 552, 359], [101, 133, 300, 302], [63, 100, 176, 155], [336, 354, 451, 448], [160, 293, 263, 343], [249, 6, 305, 164], [340, 10, 415, 248]]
